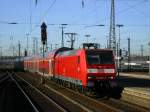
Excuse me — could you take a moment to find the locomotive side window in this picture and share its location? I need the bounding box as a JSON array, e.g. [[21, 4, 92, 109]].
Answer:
[[59, 50, 78, 56], [78, 56, 80, 64], [86, 51, 114, 64]]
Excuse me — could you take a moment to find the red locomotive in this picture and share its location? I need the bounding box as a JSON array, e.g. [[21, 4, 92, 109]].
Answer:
[[24, 43, 121, 97]]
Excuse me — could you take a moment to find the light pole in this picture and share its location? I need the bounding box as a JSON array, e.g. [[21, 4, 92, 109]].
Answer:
[[85, 34, 91, 43], [148, 42, 150, 74], [65, 33, 77, 49], [32, 37, 38, 55], [128, 38, 131, 71], [84, 24, 105, 44], [0, 47, 2, 57], [116, 24, 124, 72], [18, 41, 21, 61], [61, 24, 67, 47], [26, 33, 29, 56], [55, 44, 58, 49], [10, 35, 15, 57]]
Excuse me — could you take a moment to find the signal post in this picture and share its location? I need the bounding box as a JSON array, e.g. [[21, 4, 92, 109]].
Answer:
[[41, 22, 47, 84]]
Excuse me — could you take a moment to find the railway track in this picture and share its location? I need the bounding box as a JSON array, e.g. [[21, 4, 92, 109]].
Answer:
[[16, 72, 119, 112], [9, 73, 40, 112], [0, 73, 10, 84], [63, 83, 149, 112], [0, 71, 40, 112], [16, 72, 150, 112], [16, 74, 95, 112], [0, 71, 72, 112], [15, 75, 71, 112]]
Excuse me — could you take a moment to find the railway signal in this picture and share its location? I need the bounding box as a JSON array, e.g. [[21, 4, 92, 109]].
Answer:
[[41, 22, 47, 45], [24, 49, 27, 57], [41, 22, 47, 84], [81, 0, 85, 8]]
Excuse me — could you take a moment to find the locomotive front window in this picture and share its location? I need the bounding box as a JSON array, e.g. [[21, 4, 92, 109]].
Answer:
[[86, 51, 114, 64], [87, 55, 100, 64]]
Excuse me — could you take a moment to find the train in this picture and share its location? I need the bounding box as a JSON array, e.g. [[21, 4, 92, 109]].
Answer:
[[0, 56, 24, 71], [24, 43, 123, 97]]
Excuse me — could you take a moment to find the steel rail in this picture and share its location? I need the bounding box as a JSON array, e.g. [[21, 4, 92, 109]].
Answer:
[[9, 73, 40, 112], [16, 75, 68, 112], [62, 84, 121, 112], [0, 72, 11, 84], [44, 85, 94, 112]]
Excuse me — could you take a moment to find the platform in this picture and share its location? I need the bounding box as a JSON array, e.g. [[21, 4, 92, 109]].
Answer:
[[118, 72, 150, 109], [119, 72, 150, 93]]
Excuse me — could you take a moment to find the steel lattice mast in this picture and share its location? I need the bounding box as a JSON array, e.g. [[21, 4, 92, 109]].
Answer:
[[109, 0, 116, 55]]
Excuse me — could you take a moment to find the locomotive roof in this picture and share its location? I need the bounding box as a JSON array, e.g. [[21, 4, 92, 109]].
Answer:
[[46, 47, 72, 58], [85, 48, 113, 51], [57, 48, 113, 57]]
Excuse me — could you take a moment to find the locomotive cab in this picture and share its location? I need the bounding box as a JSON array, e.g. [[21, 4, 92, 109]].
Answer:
[[86, 50, 116, 80], [82, 43, 116, 90], [85, 49, 120, 97]]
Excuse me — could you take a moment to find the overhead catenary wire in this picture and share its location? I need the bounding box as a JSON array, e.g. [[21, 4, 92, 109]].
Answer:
[[125, 0, 150, 18], [1, 0, 149, 33], [94, 0, 149, 24], [71, 0, 150, 28], [29, 0, 57, 35], [117, 0, 149, 16], [96, 0, 150, 2], [39, 0, 57, 23]]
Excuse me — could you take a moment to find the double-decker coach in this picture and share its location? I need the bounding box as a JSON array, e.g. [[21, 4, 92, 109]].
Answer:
[[24, 56, 40, 73]]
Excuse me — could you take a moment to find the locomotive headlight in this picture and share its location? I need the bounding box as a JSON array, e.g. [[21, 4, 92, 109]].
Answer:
[[87, 69, 98, 73], [104, 69, 115, 73], [87, 68, 115, 73], [88, 76, 92, 79], [109, 76, 114, 79]]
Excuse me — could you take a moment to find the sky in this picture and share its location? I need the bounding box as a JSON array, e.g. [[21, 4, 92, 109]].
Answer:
[[0, 0, 150, 56]]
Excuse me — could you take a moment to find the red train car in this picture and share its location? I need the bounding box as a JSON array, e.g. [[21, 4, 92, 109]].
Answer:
[[39, 57, 49, 76], [54, 48, 116, 90], [39, 47, 72, 77], [24, 56, 40, 73], [24, 45, 121, 96]]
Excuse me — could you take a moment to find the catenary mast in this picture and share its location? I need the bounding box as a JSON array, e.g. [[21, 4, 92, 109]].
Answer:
[[109, 0, 116, 55]]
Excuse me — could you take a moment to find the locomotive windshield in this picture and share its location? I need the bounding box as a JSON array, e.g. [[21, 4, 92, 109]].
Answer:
[[86, 51, 114, 64]]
